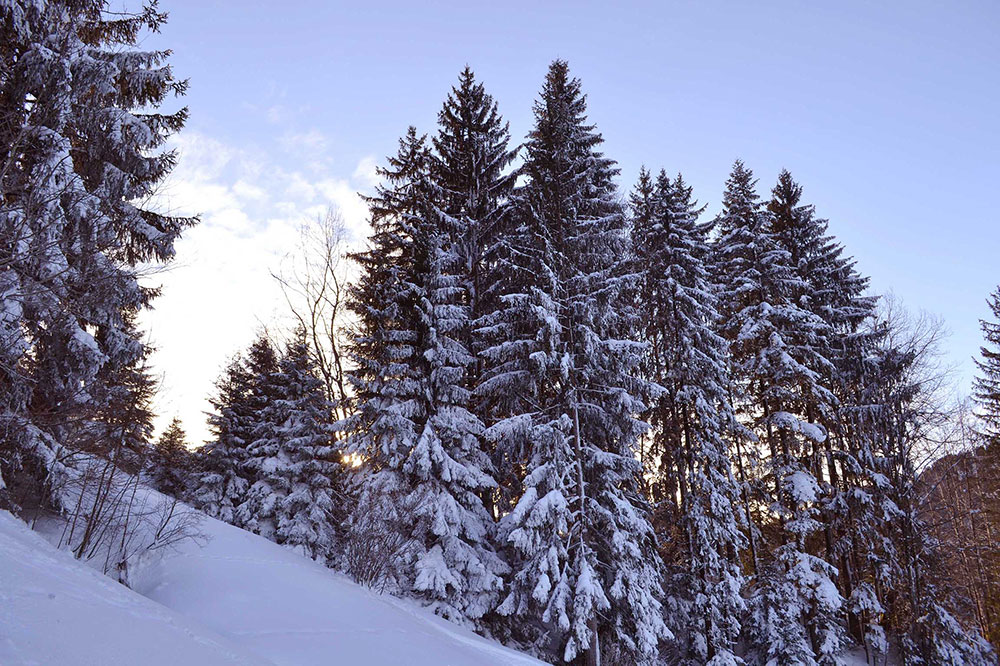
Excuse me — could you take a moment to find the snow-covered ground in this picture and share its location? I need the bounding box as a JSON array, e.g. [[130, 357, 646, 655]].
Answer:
[[0, 510, 270, 666], [1, 503, 543, 665]]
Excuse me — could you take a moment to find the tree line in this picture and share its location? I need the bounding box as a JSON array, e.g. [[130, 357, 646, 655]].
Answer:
[[1, 2, 997, 665], [185, 62, 998, 666]]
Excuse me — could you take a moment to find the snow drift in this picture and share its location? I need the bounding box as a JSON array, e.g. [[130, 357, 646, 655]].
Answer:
[[1, 502, 544, 665]]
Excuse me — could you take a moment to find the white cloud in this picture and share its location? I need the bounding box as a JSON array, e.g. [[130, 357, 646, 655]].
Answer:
[[315, 178, 369, 244], [142, 131, 376, 445], [167, 132, 234, 181], [284, 172, 317, 202], [232, 180, 267, 202], [351, 155, 380, 190]]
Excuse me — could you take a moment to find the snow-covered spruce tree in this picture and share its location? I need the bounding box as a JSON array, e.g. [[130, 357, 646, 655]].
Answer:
[[482, 61, 667, 665], [148, 417, 192, 499], [628, 169, 675, 503], [432, 66, 518, 520], [713, 161, 846, 665], [342, 128, 428, 592], [768, 169, 894, 653], [0, 0, 193, 512], [233, 332, 342, 561], [191, 355, 255, 523], [345, 127, 504, 622], [270, 332, 341, 561], [767, 170, 876, 342], [630, 169, 747, 665], [233, 335, 283, 537], [974, 285, 1000, 445]]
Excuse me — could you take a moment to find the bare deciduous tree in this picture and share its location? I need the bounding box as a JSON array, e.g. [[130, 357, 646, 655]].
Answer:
[[272, 208, 354, 423], [57, 454, 206, 587]]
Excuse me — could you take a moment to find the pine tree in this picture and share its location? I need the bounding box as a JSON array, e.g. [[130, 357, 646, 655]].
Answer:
[[271, 332, 341, 561], [768, 169, 890, 651], [192, 355, 255, 524], [713, 161, 845, 665], [432, 66, 518, 519], [484, 61, 667, 665], [344, 127, 430, 592], [628, 168, 672, 500], [0, 0, 193, 512], [768, 170, 875, 339], [234, 335, 283, 538], [346, 126, 504, 622], [974, 286, 1000, 445], [405, 225, 507, 622], [149, 417, 191, 499], [631, 169, 747, 665], [231, 332, 341, 561]]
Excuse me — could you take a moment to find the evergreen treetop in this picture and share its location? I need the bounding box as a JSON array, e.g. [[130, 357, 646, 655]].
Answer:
[[974, 286, 1000, 444], [150, 417, 191, 498]]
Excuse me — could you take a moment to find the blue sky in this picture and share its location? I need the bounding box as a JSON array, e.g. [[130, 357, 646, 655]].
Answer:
[[142, 1, 999, 441]]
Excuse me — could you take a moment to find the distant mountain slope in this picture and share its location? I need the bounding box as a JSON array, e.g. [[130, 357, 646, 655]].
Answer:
[[919, 444, 1000, 648]]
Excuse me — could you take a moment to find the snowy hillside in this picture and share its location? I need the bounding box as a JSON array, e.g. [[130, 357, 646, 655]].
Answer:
[[0, 510, 270, 666], [1, 507, 544, 666]]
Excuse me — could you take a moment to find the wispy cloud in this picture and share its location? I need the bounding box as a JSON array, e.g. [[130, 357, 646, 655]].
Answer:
[[352, 155, 380, 190], [143, 131, 375, 445]]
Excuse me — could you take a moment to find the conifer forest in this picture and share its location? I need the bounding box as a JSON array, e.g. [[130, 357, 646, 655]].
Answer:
[[2, 2, 998, 665]]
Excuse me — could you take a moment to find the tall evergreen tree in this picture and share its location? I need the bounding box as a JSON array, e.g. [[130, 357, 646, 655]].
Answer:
[[347, 126, 504, 623], [0, 0, 193, 512], [713, 161, 845, 665], [232, 332, 341, 562], [344, 129, 430, 593], [234, 335, 282, 537], [432, 66, 518, 518], [483, 61, 667, 665], [768, 169, 890, 651], [273, 332, 341, 561], [631, 169, 747, 665], [768, 170, 875, 340]]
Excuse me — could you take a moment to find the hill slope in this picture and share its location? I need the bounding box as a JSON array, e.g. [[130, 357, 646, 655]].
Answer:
[[0, 509, 271, 666], [132, 505, 543, 666], [1, 503, 543, 666]]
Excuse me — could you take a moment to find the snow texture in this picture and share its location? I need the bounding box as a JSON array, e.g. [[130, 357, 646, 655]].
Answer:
[[0, 503, 544, 665], [0, 510, 269, 666]]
